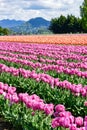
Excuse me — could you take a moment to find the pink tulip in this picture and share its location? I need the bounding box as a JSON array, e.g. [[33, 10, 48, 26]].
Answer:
[[44, 104, 54, 115], [55, 104, 65, 113], [84, 101, 87, 106], [51, 117, 60, 128], [63, 117, 71, 128], [8, 87, 16, 94], [59, 111, 71, 117], [75, 117, 83, 127], [0, 89, 4, 94], [69, 124, 77, 130], [0, 82, 4, 89]]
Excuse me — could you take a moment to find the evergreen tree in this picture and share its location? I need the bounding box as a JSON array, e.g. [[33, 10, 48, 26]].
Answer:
[[80, 0, 87, 32]]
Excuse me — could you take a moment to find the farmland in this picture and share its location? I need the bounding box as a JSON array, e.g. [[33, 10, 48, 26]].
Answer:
[[0, 35, 87, 130]]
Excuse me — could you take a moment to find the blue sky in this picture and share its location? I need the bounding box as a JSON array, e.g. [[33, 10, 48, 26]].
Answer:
[[0, 0, 83, 21]]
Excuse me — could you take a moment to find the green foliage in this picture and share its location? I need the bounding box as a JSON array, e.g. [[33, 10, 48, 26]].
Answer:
[[0, 66, 87, 117], [0, 95, 52, 130], [49, 15, 82, 33], [80, 0, 87, 32], [49, 15, 66, 33], [0, 26, 10, 35]]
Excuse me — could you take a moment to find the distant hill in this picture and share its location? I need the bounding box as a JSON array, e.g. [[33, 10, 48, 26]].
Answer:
[[27, 17, 50, 28], [11, 17, 50, 34], [0, 17, 51, 34], [0, 19, 25, 28]]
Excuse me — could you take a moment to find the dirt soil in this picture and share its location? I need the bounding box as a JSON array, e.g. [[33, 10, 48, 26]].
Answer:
[[0, 118, 14, 130]]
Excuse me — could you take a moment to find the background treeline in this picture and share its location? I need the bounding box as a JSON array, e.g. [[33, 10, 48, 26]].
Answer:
[[0, 26, 10, 35], [49, 0, 87, 34], [49, 15, 83, 34]]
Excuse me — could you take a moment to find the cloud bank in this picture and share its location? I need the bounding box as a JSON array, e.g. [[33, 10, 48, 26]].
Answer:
[[0, 0, 83, 20]]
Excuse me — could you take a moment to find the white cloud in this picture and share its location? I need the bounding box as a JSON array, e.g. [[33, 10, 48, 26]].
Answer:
[[0, 0, 83, 20]]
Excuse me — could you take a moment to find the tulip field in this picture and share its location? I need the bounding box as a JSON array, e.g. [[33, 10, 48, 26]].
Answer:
[[0, 35, 87, 130], [0, 34, 87, 45]]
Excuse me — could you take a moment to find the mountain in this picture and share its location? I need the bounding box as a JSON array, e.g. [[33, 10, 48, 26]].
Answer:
[[10, 17, 50, 34], [10, 22, 33, 34], [0, 17, 51, 34], [0, 19, 25, 28], [27, 17, 50, 28]]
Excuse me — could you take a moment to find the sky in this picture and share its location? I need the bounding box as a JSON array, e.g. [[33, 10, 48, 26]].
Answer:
[[0, 0, 83, 21]]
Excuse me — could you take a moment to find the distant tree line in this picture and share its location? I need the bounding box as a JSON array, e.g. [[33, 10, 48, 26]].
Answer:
[[49, 15, 82, 33], [80, 0, 87, 32], [49, 0, 87, 34], [0, 26, 10, 35]]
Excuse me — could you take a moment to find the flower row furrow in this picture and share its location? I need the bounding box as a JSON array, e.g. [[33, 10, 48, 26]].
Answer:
[[0, 63, 87, 97], [0, 82, 54, 115], [0, 54, 87, 79], [1, 50, 87, 71], [0, 42, 87, 61], [0, 81, 87, 130]]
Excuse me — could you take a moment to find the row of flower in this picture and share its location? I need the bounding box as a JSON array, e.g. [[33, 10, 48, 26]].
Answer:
[[0, 42, 87, 58], [1, 49, 87, 71], [1, 44, 87, 62], [0, 82, 54, 115], [0, 81, 87, 130], [0, 42, 87, 129], [0, 35, 87, 45], [1, 54, 87, 80], [0, 63, 87, 97]]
